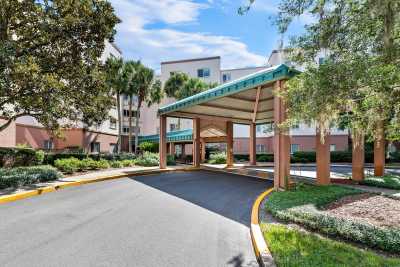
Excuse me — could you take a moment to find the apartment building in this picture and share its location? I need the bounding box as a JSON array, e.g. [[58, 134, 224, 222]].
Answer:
[[15, 41, 123, 153]]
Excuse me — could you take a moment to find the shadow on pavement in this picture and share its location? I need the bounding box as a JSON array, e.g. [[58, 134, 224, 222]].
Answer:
[[132, 170, 272, 226]]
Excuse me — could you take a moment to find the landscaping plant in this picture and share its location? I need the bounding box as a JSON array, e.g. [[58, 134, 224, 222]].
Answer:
[[207, 152, 226, 164], [361, 175, 400, 190], [0, 166, 62, 189]]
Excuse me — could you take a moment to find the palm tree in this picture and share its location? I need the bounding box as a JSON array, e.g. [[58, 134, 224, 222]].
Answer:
[[105, 57, 125, 153], [131, 63, 163, 154]]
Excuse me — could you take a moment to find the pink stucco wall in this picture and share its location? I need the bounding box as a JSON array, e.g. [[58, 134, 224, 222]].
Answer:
[[0, 118, 16, 147], [16, 124, 117, 153]]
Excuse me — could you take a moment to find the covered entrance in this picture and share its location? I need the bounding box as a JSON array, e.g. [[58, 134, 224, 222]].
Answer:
[[157, 64, 312, 190]]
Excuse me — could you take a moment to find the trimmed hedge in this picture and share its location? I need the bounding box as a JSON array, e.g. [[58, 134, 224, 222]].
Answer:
[[134, 152, 159, 167], [265, 185, 400, 253], [54, 157, 110, 174], [208, 152, 226, 164], [0, 147, 45, 167], [361, 175, 400, 190], [0, 165, 62, 189]]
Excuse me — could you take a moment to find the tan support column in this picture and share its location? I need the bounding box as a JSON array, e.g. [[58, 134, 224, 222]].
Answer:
[[159, 115, 167, 169], [170, 143, 175, 156], [181, 143, 186, 159], [201, 139, 206, 163], [273, 80, 291, 190], [226, 121, 234, 167], [352, 132, 365, 181], [193, 118, 201, 167], [316, 127, 331, 185], [374, 121, 385, 176], [249, 123, 257, 165]]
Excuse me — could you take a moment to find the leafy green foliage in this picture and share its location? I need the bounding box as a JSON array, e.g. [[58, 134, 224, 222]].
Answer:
[[207, 152, 227, 164], [54, 157, 109, 173], [139, 142, 159, 153], [0, 147, 44, 167], [0, 0, 120, 132], [167, 155, 176, 166], [265, 185, 400, 253], [164, 72, 215, 100], [361, 175, 400, 190], [134, 152, 159, 167], [262, 224, 400, 267], [0, 165, 62, 189]]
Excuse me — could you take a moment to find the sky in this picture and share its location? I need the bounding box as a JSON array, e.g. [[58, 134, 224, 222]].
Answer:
[[109, 0, 311, 72]]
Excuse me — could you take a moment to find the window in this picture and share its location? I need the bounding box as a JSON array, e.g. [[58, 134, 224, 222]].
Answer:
[[110, 143, 117, 154], [90, 142, 100, 153], [197, 68, 210, 78], [156, 127, 160, 134], [123, 110, 139, 117], [291, 144, 300, 154], [330, 144, 336, 152], [43, 139, 53, 150], [123, 127, 130, 134], [318, 57, 325, 65], [256, 144, 266, 153], [170, 123, 179, 132], [222, 73, 231, 83], [109, 118, 117, 129]]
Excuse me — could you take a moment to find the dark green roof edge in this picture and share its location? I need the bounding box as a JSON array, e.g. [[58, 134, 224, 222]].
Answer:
[[158, 64, 298, 115], [138, 129, 193, 144]]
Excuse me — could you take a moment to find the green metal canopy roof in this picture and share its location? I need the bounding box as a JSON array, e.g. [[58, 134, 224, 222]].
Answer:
[[158, 64, 298, 117], [138, 129, 193, 144]]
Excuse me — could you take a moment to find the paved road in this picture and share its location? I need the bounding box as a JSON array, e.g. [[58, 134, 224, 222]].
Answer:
[[0, 171, 271, 267]]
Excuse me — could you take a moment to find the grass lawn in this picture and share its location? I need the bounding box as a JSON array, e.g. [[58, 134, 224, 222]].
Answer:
[[264, 184, 400, 253], [262, 224, 400, 267], [360, 175, 400, 190]]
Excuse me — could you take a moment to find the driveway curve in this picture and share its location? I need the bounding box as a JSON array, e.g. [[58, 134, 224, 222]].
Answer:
[[0, 170, 272, 267]]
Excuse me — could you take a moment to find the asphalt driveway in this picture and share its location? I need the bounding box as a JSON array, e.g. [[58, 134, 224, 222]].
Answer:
[[0, 170, 272, 267]]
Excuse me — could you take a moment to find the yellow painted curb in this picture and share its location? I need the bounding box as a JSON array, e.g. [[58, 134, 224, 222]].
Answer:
[[0, 167, 194, 205], [250, 188, 276, 267]]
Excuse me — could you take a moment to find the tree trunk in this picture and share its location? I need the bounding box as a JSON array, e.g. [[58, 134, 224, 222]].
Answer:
[[134, 99, 142, 154], [128, 95, 133, 153], [116, 92, 122, 153]]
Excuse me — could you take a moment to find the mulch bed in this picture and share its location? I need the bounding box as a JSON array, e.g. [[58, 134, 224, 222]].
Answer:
[[325, 193, 400, 229]]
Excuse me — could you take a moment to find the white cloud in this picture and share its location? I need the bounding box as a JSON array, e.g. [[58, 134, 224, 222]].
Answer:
[[110, 0, 266, 70]]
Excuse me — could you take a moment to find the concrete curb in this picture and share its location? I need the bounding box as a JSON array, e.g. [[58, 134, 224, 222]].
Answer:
[[250, 188, 276, 267], [0, 167, 197, 205]]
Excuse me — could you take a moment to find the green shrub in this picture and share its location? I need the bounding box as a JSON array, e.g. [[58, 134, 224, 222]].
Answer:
[[44, 152, 87, 165], [139, 142, 159, 153], [0, 165, 62, 189], [0, 147, 41, 167], [208, 152, 226, 164], [134, 152, 159, 167], [234, 154, 249, 161], [34, 150, 45, 165], [110, 161, 123, 168], [167, 155, 176, 166], [360, 175, 400, 190], [121, 159, 135, 167], [257, 154, 274, 162], [54, 157, 82, 173], [97, 159, 110, 169], [265, 185, 400, 253]]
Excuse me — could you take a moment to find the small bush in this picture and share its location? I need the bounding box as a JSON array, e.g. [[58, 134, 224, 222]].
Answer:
[[121, 159, 135, 167], [97, 159, 110, 169], [167, 155, 176, 166], [110, 161, 123, 168], [208, 152, 226, 164], [54, 157, 82, 173], [257, 154, 274, 162], [0, 165, 62, 189], [44, 152, 87, 165], [134, 152, 159, 167], [361, 175, 400, 190], [139, 142, 159, 153], [34, 150, 45, 165], [0, 147, 41, 167]]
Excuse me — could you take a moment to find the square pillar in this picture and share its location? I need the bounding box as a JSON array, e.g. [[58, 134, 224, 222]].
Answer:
[[169, 143, 175, 156], [374, 121, 385, 176], [273, 80, 291, 190], [193, 118, 201, 168], [316, 128, 331, 185], [352, 132, 365, 181], [226, 121, 234, 167], [201, 139, 206, 163], [159, 115, 167, 169], [249, 123, 257, 165]]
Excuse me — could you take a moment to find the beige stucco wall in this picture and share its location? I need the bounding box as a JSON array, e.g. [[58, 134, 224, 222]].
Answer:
[[0, 118, 16, 147]]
